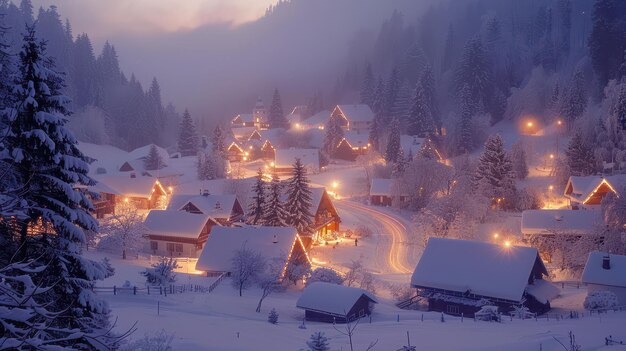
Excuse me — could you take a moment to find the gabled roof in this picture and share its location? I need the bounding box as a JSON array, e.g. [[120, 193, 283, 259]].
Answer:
[[232, 126, 259, 140], [195, 226, 303, 272], [564, 175, 626, 204], [144, 210, 214, 239], [342, 132, 370, 148], [274, 148, 319, 169], [370, 178, 393, 196], [334, 105, 374, 122], [582, 251, 626, 288], [128, 144, 169, 166], [303, 110, 330, 127], [167, 194, 238, 219], [400, 135, 424, 158], [521, 209, 603, 236], [296, 282, 377, 316], [95, 175, 163, 198], [233, 113, 255, 124], [411, 238, 548, 302]]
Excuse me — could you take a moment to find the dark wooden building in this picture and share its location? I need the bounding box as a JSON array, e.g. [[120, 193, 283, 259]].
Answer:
[[411, 238, 559, 317], [297, 282, 377, 323]]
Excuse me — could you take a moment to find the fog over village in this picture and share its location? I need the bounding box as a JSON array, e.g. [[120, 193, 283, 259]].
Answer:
[[1, 0, 626, 350]]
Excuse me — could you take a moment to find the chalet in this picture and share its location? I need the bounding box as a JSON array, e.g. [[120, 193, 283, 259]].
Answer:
[[370, 178, 407, 206], [93, 175, 168, 212], [309, 187, 341, 243], [564, 175, 626, 208], [411, 238, 558, 317], [330, 105, 374, 133], [118, 144, 170, 174], [143, 210, 217, 258], [226, 141, 247, 162], [260, 139, 276, 159], [232, 126, 262, 142], [334, 132, 370, 161], [231, 97, 269, 130], [582, 252, 626, 305], [521, 209, 604, 239], [301, 110, 330, 130], [296, 282, 377, 323], [274, 148, 320, 174], [195, 226, 310, 278], [167, 192, 245, 225], [287, 105, 309, 128]]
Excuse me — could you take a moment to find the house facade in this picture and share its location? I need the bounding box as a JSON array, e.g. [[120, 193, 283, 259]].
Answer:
[[90, 175, 168, 216], [330, 105, 374, 133], [167, 193, 245, 225], [296, 282, 377, 323], [582, 252, 626, 306], [369, 178, 407, 206], [143, 210, 217, 258], [564, 175, 626, 208]]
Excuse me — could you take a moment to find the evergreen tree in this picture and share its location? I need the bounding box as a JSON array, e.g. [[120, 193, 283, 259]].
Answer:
[[307, 332, 331, 351], [322, 114, 344, 158], [383, 66, 401, 121], [369, 114, 383, 152], [269, 88, 288, 129], [510, 141, 529, 180], [360, 63, 375, 107], [4, 27, 113, 347], [267, 308, 279, 324], [616, 84, 626, 131], [178, 109, 199, 156], [420, 65, 441, 134], [399, 43, 427, 86], [262, 174, 288, 226], [371, 77, 385, 116], [588, 0, 625, 90], [442, 24, 456, 73], [247, 169, 267, 225], [19, 0, 33, 25], [566, 132, 596, 176], [285, 158, 314, 235], [71, 33, 97, 107], [392, 148, 407, 178], [557, 0, 572, 57], [454, 37, 492, 114], [474, 135, 516, 208], [457, 84, 475, 154], [407, 82, 434, 136], [391, 81, 412, 121], [385, 118, 401, 163], [197, 151, 219, 181], [144, 144, 164, 170], [211, 124, 226, 154], [418, 138, 439, 160], [147, 77, 165, 129], [560, 69, 587, 125]]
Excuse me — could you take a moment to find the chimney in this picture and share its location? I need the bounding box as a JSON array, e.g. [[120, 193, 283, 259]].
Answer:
[[602, 255, 611, 270], [130, 172, 136, 179], [272, 234, 278, 244], [202, 189, 209, 196]]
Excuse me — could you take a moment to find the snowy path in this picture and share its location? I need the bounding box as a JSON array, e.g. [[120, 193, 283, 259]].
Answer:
[[335, 200, 414, 275]]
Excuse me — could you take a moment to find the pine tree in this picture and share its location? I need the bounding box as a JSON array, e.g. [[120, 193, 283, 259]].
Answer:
[[566, 132, 596, 176], [369, 114, 383, 152], [178, 109, 199, 156], [144, 144, 164, 170], [19, 0, 33, 25], [383, 67, 401, 121], [269, 88, 288, 129], [4, 27, 113, 347], [385, 118, 401, 163], [442, 24, 456, 73], [588, 0, 625, 89], [616, 84, 626, 131], [323, 114, 344, 158], [420, 65, 441, 134], [267, 308, 279, 324], [197, 151, 219, 181], [510, 140, 529, 180], [457, 84, 475, 154], [307, 332, 331, 351], [211, 124, 226, 154], [474, 135, 516, 208], [454, 37, 492, 114], [360, 63, 375, 107], [560, 68, 587, 125], [247, 169, 266, 225], [557, 0, 572, 57], [262, 174, 288, 226], [392, 148, 407, 178], [285, 158, 314, 235], [407, 82, 434, 136], [391, 81, 412, 121], [371, 77, 385, 116]]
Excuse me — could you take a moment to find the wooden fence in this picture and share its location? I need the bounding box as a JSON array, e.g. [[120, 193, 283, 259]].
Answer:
[[93, 273, 228, 296]]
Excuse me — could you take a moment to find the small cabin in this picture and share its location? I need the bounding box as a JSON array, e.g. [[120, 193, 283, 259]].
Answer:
[[564, 175, 626, 208], [582, 252, 626, 305], [296, 282, 377, 323], [310, 187, 341, 243], [92, 175, 167, 213], [226, 142, 246, 162], [143, 210, 217, 258], [334, 132, 370, 161], [411, 238, 558, 317], [330, 105, 374, 133], [520, 209, 603, 238], [167, 193, 245, 225], [369, 178, 407, 206]]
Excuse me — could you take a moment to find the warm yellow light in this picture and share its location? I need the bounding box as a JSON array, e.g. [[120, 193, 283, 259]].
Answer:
[[243, 156, 248, 161], [557, 120, 563, 126], [295, 123, 301, 129], [493, 233, 499, 239], [270, 162, 275, 167], [549, 185, 554, 191], [249, 146, 253, 150], [549, 154, 554, 159], [332, 181, 338, 189], [124, 198, 129, 203], [168, 186, 173, 192], [504, 241, 511, 247], [527, 122, 533, 127]]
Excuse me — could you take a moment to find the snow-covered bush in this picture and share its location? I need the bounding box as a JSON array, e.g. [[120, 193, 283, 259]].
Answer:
[[306, 332, 331, 351], [344, 260, 376, 293], [268, 308, 279, 324], [141, 258, 179, 286], [583, 291, 619, 310], [307, 268, 344, 286], [120, 329, 174, 351], [510, 303, 534, 319], [515, 187, 543, 211], [388, 282, 416, 303]]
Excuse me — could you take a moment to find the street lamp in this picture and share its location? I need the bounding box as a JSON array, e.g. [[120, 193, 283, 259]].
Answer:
[[332, 181, 338, 189]]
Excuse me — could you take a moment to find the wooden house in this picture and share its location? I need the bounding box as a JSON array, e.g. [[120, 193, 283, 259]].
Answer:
[[334, 132, 370, 161], [167, 193, 245, 225], [411, 238, 558, 317], [195, 226, 310, 278], [582, 252, 626, 305], [564, 175, 626, 208], [92, 175, 168, 213], [520, 209, 603, 239], [300, 110, 330, 130], [309, 187, 341, 242], [369, 178, 407, 206], [273, 148, 320, 174], [296, 282, 377, 323], [143, 210, 217, 258], [231, 97, 269, 130], [226, 141, 246, 162], [330, 105, 374, 133]]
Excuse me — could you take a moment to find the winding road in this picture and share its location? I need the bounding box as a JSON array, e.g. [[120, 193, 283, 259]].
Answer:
[[335, 200, 414, 275]]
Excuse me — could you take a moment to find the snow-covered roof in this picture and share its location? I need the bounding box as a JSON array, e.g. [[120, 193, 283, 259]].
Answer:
[[128, 144, 169, 166], [343, 132, 370, 148], [257, 129, 285, 148], [167, 194, 238, 219], [274, 148, 319, 170], [94, 175, 162, 198], [232, 126, 259, 140], [411, 238, 547, 302], [303, 110, 330, 127], [370, 178, 393, 196], [565, 175, 626, 204], [144, 210, 213, 239], [525, 279, 560, 304], [195, 226, 300, 272], [296, 282, 377, 316], [77, 141, 128, 175], [335, 105, 374, 122], [521, 209, 603, 236], [233, 113, 254, 124], [582, 251, 626, 288], [400, 135, 424, 158]]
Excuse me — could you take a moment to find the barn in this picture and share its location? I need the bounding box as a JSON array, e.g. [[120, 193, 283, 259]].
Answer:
[[296, 282, 377, 323], [411, 238, 558, 317], [582, 252, 626, 305]]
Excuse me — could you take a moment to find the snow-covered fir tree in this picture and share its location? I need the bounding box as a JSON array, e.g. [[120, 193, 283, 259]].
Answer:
[[391, 81, 412, 121], [418, 138, 439, 160], [510, 140, 529, 180], [407, 82, 434, 136], [385, 118, 401, 163], [197, 151, 219, 180], [178, 109, 199, 156], [211, 124, 225, 154], [144, 144, 164, 170], [306, 332, 331, 351], [267, 308, 279, 324], [269, 88, 288, 129], [454, 37, 491, 114], [2, 27, 114, 348], [566, 131, 596, 176], [369, 114, 383, 153], [322, 114, 344, 158], [371, 77, 385, 116], [247, 169, 266, 225], [474, 134, 516, 208], [360, 63, 375, 107], [383, 66, 401, 121], [456, 84, 475, 154], [284, 158, 314, 235], [392, 148, 407, 178], [419, 64, 441, 134], [262, 174, 288, 226], [560, 68, 587, 125]]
